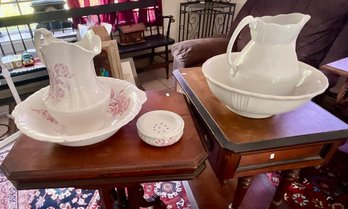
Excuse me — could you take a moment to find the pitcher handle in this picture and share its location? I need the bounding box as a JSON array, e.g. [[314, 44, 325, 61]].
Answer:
[[227, 16, 257, 77], [34, 28, 55, 66]]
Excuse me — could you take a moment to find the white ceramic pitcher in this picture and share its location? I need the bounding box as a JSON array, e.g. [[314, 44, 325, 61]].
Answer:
[[227, 13, 310, 96], [34, 28, 110, 134]]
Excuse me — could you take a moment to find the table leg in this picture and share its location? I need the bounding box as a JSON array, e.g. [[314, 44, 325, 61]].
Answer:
[[98, 186, 117, 209], [116, 187, 128, 209], [271, 169, 300, 207], [336, 78, 348, 103], [230, 176, 253, 209], [336, 78, 348, 111], [165, 45, 169, 79]]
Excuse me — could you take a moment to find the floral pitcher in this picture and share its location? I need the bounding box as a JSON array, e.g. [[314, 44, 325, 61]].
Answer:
[[226, 13, 310, 96], [34, 28, 110, 134]]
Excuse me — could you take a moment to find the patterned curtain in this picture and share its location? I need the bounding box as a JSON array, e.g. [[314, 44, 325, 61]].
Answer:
[[100, 0, 116, 27], [66, 0, 163, 28], [116, 0, 163, 26], [116, 0, 136, 25]]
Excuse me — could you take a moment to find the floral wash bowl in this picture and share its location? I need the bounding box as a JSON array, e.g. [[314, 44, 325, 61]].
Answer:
[[202, 53, 329, 119], [12, 77, 147, 146]]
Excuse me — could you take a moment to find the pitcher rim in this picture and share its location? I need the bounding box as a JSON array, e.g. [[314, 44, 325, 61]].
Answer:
[[38, 30, 102, 55], [256, 13, 311, 27]]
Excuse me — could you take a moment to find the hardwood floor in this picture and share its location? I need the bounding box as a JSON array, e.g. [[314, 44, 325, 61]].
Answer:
[[188, 161, 236, 209], [188, 161, 280, 209], [189, 138, 348, 209]]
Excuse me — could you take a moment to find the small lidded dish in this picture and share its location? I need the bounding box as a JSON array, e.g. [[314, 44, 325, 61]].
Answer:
[[136, 110, 184, 147]]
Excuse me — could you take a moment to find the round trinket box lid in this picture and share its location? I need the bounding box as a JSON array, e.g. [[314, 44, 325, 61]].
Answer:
[[136, 110, 185, 147]]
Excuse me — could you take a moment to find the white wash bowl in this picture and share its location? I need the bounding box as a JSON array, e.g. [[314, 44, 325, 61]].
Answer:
[[202, 53, 329, 118]]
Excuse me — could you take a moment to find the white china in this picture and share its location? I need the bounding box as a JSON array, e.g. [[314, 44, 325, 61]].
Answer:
[[227, 13, 310, 96], [136, 110, 184, 147], [11, 77, 147, 146], [202, 53, 329, 119], [34, 28, 110, 134]]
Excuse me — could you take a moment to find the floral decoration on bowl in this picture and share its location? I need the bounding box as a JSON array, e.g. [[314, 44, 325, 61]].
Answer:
[[11, 77, 147, 146]]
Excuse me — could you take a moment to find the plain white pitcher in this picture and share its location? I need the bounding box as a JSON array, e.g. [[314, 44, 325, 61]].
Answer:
[[227, 13, 310, 96]]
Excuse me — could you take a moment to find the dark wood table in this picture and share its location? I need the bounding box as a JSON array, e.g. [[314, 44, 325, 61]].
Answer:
[[320, 57, 348, 106], [173, 67, 348, 209], [0, 90, 208, 209]]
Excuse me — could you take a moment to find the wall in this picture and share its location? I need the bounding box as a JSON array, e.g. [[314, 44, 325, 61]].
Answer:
[[162, 0, 247, 42], [162, 0, 185, 42]]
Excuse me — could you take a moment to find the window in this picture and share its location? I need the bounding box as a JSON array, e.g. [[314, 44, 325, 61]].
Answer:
[[0, 0, 75, 56], [0, 0, 34, 17]]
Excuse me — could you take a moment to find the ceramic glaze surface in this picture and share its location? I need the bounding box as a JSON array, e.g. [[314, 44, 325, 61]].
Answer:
[[34, 28, 110, 134], [11, 77, 147, 146], [202, 53, 328, 118], [136, 110, 184, 147], [227, 13, 311, 96]]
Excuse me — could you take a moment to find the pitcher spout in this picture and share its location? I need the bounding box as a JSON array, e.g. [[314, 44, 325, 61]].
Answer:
[[75, 30, 102, 56], [287, 13, 311, 35], [294, 13, 311, 26]]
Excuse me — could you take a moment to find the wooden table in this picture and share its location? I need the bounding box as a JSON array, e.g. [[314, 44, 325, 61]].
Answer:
[[0, 91, 208, 209], [173, 68, 348, 209], [320, 57, 348, 106]]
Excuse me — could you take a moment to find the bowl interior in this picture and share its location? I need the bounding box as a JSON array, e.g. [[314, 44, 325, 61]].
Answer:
[[202, 53, 328, 98]]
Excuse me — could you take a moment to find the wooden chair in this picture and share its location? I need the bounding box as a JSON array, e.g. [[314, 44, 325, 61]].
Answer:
[[117, 14, 175, 79]]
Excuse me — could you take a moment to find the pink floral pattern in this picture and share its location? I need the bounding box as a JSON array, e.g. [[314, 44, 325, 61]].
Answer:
[[48, 63, 73, 104], [32, 109, 58, 124], [154, 137, 175, 146], [108, 89, 130, 117]]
